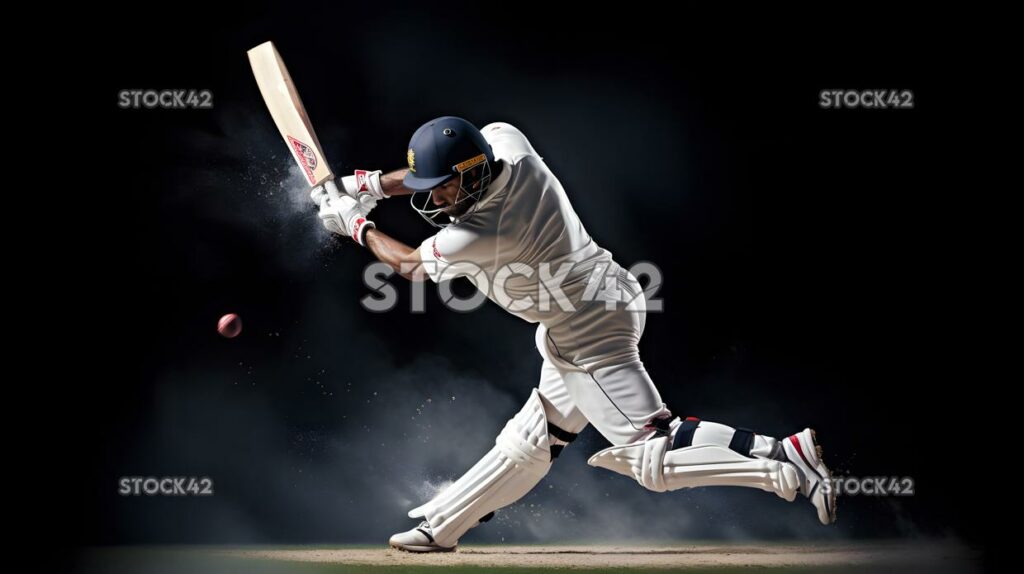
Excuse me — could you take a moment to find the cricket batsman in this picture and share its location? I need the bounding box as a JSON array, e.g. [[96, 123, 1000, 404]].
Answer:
[[310, 117, 837, 552]]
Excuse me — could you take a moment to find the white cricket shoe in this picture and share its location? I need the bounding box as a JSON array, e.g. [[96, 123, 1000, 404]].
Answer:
[[783, 428, 838, 525], [388, 520, 457, 553]]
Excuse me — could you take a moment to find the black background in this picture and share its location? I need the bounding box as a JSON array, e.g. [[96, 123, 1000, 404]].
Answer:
[[47, 2, 987, 569]]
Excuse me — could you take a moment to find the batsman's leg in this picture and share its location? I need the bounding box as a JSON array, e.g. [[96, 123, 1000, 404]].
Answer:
[[542, 341, 809, 510], [542, 268, 836, 524], [390, 364, 588, 552], [587, 412, 837, 524]]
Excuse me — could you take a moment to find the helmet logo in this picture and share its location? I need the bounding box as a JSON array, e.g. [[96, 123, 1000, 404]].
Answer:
[[454, 153, 487, 173], [407, 148, 416, 172]]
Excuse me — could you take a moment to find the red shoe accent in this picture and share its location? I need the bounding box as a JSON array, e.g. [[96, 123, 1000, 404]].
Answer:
[[789, 435, 813, 467]]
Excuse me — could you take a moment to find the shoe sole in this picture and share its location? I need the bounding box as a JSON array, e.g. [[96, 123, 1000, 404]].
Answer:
[[389, 542, 457, 553]]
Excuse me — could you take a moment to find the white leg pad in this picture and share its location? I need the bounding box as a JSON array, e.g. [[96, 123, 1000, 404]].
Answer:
[[588, 435, 801, 501], [407, 388, 554, 547]]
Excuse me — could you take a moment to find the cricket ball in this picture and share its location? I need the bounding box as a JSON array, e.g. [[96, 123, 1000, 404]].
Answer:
[[218, 313, 242, 338]]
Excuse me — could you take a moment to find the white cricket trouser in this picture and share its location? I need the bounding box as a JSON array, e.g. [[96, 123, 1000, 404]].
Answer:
[[534, 264, 782, 455], [535, 263, 670, 445]]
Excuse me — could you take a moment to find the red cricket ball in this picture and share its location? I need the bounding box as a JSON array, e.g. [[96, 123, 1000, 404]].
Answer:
[[218, 313, 242, 338]]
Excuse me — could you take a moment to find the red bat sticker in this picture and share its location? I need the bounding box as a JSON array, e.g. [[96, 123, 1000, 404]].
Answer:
[[287, 135, 318, 185]]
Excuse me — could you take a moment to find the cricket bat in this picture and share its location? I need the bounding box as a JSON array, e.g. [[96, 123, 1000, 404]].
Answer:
[[248, 41, 334, 188]]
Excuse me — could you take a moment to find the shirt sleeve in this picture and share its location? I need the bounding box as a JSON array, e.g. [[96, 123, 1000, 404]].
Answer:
[[417, 225, 491, 283]]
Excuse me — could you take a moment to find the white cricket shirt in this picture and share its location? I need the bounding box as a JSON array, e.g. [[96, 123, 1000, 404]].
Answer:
[[418, 122, 615, 328]]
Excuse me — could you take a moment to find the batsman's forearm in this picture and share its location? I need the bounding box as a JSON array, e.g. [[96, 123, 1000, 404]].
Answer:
[[380, 169, 416, 196], [364, 228, 424, 281]]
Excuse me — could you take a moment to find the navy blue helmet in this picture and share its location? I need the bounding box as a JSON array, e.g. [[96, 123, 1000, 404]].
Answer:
[[404, 116, 496, 227]]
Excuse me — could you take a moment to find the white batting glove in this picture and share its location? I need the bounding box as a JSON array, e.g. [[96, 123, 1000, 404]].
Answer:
[[340, 169, 388, 212], [310, 185, 327, 207], [341, 169, 388, 200], [316, 185, 376, 246], [309, 180, 334, 207], [311, 179, 379, 213]]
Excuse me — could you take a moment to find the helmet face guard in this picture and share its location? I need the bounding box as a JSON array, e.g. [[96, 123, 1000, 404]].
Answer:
[[410, 153, 493, 228]]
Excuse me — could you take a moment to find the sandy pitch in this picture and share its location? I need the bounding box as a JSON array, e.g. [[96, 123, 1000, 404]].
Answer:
[[224, 540, 977, 569]]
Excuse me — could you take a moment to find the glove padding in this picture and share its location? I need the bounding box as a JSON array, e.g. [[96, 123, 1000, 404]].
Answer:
[[344, 169, 388, 201], [311, 180, 378, 213], [311, 170, 385, 212], [312, 181, 375, 246]]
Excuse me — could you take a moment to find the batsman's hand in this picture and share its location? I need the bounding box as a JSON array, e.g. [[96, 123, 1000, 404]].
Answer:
[[314, 184, 375, 246], [311, 180, 378, 213], [342, 169, 388, 201], [316, 169, 388, 212]]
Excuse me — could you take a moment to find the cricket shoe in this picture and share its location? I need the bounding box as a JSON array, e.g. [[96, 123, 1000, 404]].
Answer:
[[388, 520, 457, 553], [782, 428, 838, 525]]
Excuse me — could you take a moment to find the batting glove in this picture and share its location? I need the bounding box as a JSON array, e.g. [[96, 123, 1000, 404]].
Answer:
[[311, 179, 378, 214], [316, 186, 375, 246]]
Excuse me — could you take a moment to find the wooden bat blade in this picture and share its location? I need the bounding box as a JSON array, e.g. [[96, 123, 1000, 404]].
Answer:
[[248, 41, 333, 186]]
